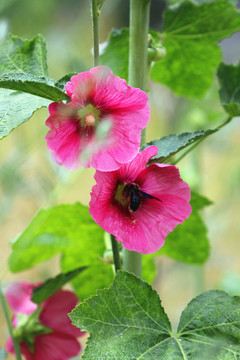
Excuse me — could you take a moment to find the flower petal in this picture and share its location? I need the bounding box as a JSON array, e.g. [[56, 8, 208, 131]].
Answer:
[[45, 104, 81, 170], [46, 67, 150, 171], [128, 195, 192, 254], [91, 66, 149, 112], [34, 333, 81, 360], [137, 163, 191, 201], [90, 147, 191, 254], [40, 290, 82, 338], [65, 71, 97, 105], [118, 146, 158, 183], [6, 282, 37, 315]]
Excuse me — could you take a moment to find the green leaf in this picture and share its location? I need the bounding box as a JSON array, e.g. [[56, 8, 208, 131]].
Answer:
[[0, 348, 7, 360], [70, 271, 240, 360], [177, 290, 240, 359], [151, 0, 240, 97], [31, 266, 87, 304], [69, 271, 172, 359], [143, 129, 217, 164], [0, 88, 50, 139], [0, 34, 48, 77], [0, 73, 69, 102], [8, 203, 113, 300], [0, 34, 50, 139], [157, 192, 211, 264], [218, 62, 240, 116]]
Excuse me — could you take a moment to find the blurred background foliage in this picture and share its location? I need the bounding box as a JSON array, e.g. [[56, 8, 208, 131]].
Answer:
[[0, 0, 240, 353]]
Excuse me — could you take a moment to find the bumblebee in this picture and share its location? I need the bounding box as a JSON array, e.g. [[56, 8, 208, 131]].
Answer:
[[123, 183, 161, 212]]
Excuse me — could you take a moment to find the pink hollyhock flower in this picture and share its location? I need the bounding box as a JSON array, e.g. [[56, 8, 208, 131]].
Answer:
[[5, 282, 85, 360], [89, 146, 192, 254], [45, 66, 149, 171]]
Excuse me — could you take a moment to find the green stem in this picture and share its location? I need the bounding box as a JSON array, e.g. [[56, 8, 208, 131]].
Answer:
[[129, 0, 150, 146], [91, 0, 99, 66], [110, 235, 122, 272], [172, 116, 233, 165], [123, 0, 151, 278], [0, 284, 22, 360]]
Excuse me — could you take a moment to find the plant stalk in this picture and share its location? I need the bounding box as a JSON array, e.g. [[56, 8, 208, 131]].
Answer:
[[0, 284, 22, 360], [110, 235, 122, 272], [123, 0, 151, 278], [91, 0, 99, 66]]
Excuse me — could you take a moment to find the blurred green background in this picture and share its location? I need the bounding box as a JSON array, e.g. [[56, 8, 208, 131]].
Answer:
[[0, 0, 240, 357]]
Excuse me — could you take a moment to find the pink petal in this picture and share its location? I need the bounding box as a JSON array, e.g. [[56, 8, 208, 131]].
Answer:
[[65, 71, 98, 104], [91, 66, 149, 112], [118, 146, 158, 183], [45, 104, 81, 170], [89, 110, 150, 171], [137, 163, 191, 201], [125, 195, 192, 254], [40, 290, 82, 338], [34, 333, 81, 360], [5, 337, 14, 355], [6, 282, 37, 315]]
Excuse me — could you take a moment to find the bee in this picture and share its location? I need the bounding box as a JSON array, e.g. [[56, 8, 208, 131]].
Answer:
[[123, 183, 162, 212]]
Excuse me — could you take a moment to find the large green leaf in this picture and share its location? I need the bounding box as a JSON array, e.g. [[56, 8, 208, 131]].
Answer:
[[217, 62, 240, 116], [31, 266, 87, 304], [0, 34, 51, 139], [8, 203, 113, 300], [151, 0, 240, 97], [0, 73, 69, 102], [143, 129, 217, 164], [0, 88, 50, 139], [70, 271, 240, 360], [0, 34, 48, 77]]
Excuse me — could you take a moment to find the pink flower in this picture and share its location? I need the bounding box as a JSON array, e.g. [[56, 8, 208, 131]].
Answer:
[[6, 282, 85, 360], [89, 146, 192, 254], [45, 66, 149, 171]]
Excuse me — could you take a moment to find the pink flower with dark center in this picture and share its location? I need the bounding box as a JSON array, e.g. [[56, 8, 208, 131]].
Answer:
[[89, 146, 192, 254], [45, 66, 150, 171], [5, 282, 85, 360]]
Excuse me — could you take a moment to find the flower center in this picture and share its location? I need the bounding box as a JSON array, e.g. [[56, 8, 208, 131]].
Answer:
[[115, 183, 128, 207], [78, 103, 101, 127], [114, 183, 142, 212], [85, 114, 96, 126]]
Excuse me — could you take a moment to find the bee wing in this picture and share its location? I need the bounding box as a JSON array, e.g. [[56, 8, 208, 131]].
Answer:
[[141, 191, 162, 202]]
